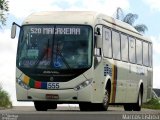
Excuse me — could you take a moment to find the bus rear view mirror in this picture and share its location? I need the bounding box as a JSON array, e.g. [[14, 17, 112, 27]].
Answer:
[[11, 23, 17, 39], [95, 25, 102, 48], [95, 35, 102, 48], [11, 22, 21, 39]]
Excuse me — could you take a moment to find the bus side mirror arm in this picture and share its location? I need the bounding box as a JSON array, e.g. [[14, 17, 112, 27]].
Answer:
[[11, 22, 21, 39]]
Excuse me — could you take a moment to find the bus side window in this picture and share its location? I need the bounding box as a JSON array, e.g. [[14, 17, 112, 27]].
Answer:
[[121, 34, 128, 62], [112, 30, 121, 60], [136, 39, 143, 65], [143, 42, 149, 66], [103, 27, 112, 58], [129, 37, 136, 63], [149, 43, 152, 67]]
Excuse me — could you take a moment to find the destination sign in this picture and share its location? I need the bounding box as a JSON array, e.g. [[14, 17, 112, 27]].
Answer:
[[30, 27, 81, 35]]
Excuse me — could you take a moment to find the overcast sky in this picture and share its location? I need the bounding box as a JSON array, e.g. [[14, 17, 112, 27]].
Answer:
[[0, 0, 160, 106]]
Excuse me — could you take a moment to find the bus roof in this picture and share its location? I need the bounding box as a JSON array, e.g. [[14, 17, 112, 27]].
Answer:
[[23, 11, 96, 25], [22, 11, 151, 42]]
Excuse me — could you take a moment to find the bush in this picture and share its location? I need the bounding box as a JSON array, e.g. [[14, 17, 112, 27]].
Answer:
[[142, 98, 160, 110], [0, 86, 12, 108]]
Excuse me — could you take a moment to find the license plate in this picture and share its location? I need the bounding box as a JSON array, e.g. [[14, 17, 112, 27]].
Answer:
[[46, 94, 59, 99]]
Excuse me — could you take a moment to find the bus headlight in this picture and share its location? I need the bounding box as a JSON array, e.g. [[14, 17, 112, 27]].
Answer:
[[16, 79, 30, 90], [74, 79, 92, 91]]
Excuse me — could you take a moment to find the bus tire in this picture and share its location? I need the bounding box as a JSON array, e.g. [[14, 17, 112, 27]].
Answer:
[[133, 90, 142, 111], [79, 103, 102, 111], [79, 103, 91, 111], [52, 103, 57, 109], [47, 102, 57, 109], [34, 101, 48, 111], [124, 104, 133, 111], [34, 101, 57, 111], [99, 89, 110, 111]]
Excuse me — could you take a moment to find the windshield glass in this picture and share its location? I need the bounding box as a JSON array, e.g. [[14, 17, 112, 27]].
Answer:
[[17, 25, 92, 70]]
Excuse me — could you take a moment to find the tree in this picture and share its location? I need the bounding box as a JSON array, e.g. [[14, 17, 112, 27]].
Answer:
[[0, 85, 12, 108], [114, 7, 148, 34], [0, 0, 9, 28]]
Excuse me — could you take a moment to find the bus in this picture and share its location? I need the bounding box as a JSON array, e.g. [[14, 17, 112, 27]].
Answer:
[[11, 11, 153, 111]]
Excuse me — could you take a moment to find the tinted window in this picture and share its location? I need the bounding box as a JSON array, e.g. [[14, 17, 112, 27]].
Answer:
[[17, 25, 92, 70]]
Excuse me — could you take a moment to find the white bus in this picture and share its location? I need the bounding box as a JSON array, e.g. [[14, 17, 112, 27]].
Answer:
[[11, 11, 153, 111]]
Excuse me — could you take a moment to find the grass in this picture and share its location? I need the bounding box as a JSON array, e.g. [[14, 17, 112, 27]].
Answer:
[[142, 98, 160, 110], [0, 86, 12, 108]]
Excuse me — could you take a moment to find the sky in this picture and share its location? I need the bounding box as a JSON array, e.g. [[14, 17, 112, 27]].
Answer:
[[0, 0, 160, 106]]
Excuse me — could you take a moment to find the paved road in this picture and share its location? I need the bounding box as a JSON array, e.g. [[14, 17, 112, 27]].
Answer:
[[0, 106, 160, 120]]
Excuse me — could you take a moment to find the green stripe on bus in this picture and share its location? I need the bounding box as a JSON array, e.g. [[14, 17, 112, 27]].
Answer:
[[29, 79, 35, 88]]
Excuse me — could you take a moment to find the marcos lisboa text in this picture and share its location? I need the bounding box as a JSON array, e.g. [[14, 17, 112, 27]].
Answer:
[[122, 114, 160, 120]]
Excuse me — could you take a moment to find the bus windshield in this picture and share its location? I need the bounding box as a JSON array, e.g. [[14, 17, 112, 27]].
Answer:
[[17, 25, 92, 70]]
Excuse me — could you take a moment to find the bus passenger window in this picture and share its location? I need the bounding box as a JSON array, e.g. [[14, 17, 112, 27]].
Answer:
[[103, 27, 112, 58], [143, 42, 149, 66], [121, 34, 128, 62], [112, 30, 120, 60], [136, 39, 142, 65], [129, 37, 136, 63], [149, 43, 152, 67]]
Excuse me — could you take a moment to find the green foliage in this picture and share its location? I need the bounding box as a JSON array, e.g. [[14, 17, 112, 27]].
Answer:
[[142, 98, 160, 110], [123, 13, 138, 26], [0, 0, 9, 28], [0, 86, 12, 108], [134, 24, 148, 33], [114, 7, 148, 34]]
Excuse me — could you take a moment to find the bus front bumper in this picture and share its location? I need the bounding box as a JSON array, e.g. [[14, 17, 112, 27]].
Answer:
[[16, 83, 92, 103]]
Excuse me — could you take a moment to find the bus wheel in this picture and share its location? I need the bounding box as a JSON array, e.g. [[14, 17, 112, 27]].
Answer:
[[47, 102, 57, 110], [79, 103, 91, 111], [100, 89, 110, 111], [52, 103, 57, 109], [124, 104, 133, 111], [133, 90, 142, 111], [34, 101, 48, 111]]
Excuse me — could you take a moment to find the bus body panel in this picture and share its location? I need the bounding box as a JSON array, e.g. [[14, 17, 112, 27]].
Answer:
[[17, 83, 93, 102], [16, 67, 93, 102], [16, 83, 28, 101]]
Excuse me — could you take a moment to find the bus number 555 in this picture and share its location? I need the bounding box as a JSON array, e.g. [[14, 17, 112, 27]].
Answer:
[[47, 82, 59, 89]]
